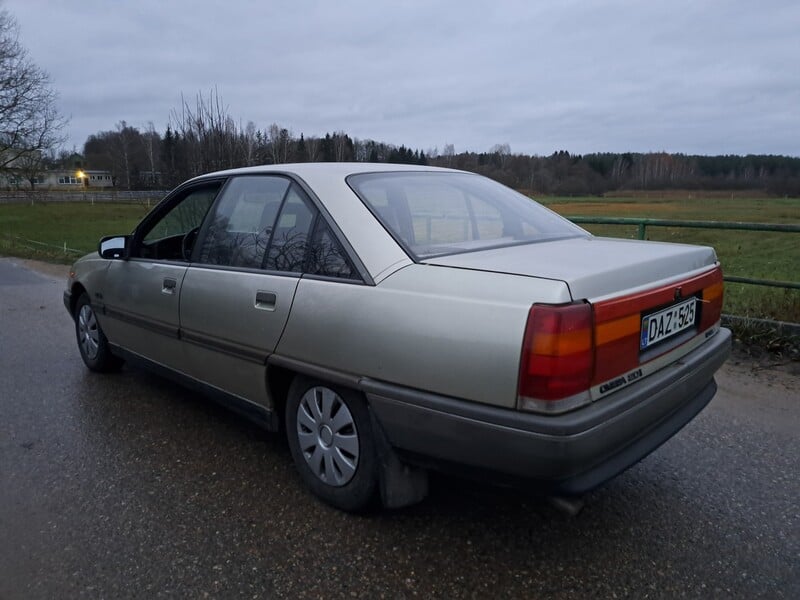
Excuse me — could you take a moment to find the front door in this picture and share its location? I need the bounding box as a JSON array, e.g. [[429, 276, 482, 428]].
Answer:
[[100, 182, 222, 374]]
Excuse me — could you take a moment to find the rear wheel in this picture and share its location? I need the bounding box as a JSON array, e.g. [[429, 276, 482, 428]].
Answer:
[[285, 376, 378, 512], [74, 293, 123, 372]]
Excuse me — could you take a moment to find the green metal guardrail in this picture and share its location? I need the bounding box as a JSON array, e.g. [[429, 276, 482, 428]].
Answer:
[[566, 216, 800, 291]]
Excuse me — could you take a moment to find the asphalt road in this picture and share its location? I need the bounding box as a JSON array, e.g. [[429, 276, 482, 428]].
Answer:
[[1, 257, 798, 599]]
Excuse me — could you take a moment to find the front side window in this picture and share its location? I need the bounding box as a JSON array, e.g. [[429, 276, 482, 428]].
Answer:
[[138, 183, 221, 260], [143, 186, 219, 243], [197, 176, 289, 269], [348, 172, 587, 259]]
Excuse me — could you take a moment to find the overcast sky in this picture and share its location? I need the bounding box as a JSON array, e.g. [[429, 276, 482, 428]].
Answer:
[[6, 0, 800, 157]]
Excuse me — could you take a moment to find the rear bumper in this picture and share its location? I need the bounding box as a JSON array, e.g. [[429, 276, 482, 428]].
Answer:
[[364, 327, 732, 495]]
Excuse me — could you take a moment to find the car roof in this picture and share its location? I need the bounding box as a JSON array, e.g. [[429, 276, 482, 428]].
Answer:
[[193, 161, 466, 181]]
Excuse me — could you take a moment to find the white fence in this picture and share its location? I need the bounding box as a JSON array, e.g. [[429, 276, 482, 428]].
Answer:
[[2, 235, 85, 256], [0, 190, 169, 205]]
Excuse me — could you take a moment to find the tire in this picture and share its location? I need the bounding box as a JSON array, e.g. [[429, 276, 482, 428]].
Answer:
[[74, 293, 123, 372], [285, 376, 379, 512]]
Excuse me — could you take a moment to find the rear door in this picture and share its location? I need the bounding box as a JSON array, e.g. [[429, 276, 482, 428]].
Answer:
[[179, 176, 317, 406]]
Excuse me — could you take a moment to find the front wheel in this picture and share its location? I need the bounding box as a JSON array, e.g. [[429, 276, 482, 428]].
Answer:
[[285, 376, 379, 512], [74, 293, 123, 372]]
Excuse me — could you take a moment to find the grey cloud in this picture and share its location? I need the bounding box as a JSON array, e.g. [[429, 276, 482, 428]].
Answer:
[[7, 0, 799, 156]]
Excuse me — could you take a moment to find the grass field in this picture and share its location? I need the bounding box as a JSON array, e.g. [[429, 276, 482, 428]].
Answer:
[[539, 195, 800, 322], [1, 194, 798, 322], [0, 202, 148, 260]]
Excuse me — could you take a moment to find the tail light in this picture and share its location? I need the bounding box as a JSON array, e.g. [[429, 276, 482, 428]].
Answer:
[[517, 302, 593, 413], [518, 266, 724, 414]]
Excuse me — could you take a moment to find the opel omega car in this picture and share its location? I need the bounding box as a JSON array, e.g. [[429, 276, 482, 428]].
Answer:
[[64, 163, 731, 511]]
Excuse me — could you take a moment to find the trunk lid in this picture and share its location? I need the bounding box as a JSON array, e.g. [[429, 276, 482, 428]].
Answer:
[[422, 236, 717, 300]]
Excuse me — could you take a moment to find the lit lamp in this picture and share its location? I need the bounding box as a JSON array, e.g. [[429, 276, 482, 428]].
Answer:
[[76, 169, 91, 203]]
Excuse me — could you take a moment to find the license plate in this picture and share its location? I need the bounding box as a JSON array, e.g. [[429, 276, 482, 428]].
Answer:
[[640, 297, 697, 350]]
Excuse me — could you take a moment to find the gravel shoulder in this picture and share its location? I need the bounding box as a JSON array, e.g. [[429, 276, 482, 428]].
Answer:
[[8, 256, 72, 279]]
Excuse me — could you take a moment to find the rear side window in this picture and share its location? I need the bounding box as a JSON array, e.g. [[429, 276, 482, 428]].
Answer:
[[198, 176, 288, 268], [306, 221, 357, 280], [264, 186, 317, 273], [194, 176, 360, 280]]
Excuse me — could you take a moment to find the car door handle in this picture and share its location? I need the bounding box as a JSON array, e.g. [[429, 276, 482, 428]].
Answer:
[[162, 277, 177, 295], [255, 290, 277, 311]]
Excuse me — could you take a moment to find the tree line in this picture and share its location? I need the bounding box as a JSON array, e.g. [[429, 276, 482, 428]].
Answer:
[[81, 92, 800, 196], [443, 149, 800, 196], [82, 90, 431, 190]]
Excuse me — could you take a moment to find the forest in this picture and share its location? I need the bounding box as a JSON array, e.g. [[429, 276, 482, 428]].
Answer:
[[71, 93, 800, 196]]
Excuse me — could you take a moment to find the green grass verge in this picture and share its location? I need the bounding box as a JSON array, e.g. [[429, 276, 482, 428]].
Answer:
[[1, 195, 797, 325], [0, 202, 148, 262]]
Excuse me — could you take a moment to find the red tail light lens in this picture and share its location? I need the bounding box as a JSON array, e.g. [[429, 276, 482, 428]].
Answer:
[[518, 302, 594, 406]]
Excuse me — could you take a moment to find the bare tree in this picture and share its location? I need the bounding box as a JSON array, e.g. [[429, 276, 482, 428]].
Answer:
[[0, 9, 66, 170], [170, 89, 253, 176], [142, 121, 160, 186], [305, 136, 320, 162], [352, 137, 369, 162], [83, 122, 149, 188], [114, 120, 135, 189], [332, 131, 352, 161], [442, 143, 455, 167], [490, 143, 511, 169], [15, 147, 53, 189], [267, 123, 292, 164], [242, 121, 258, 166]]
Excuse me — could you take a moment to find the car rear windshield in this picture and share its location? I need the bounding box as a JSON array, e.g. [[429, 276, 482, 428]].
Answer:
[[348, 171, 587, 259]]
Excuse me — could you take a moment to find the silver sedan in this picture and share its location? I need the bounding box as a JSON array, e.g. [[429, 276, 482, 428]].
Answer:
[[65, 163, 731, 511]]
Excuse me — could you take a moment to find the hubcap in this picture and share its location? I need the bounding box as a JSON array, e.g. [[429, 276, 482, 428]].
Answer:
[[296, 386, 359, 486], [318, 424, 334, 447], [77, 304, 100, 360]]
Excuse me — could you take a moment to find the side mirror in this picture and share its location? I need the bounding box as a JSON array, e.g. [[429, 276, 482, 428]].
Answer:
[[98, 235, 130, 259]]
